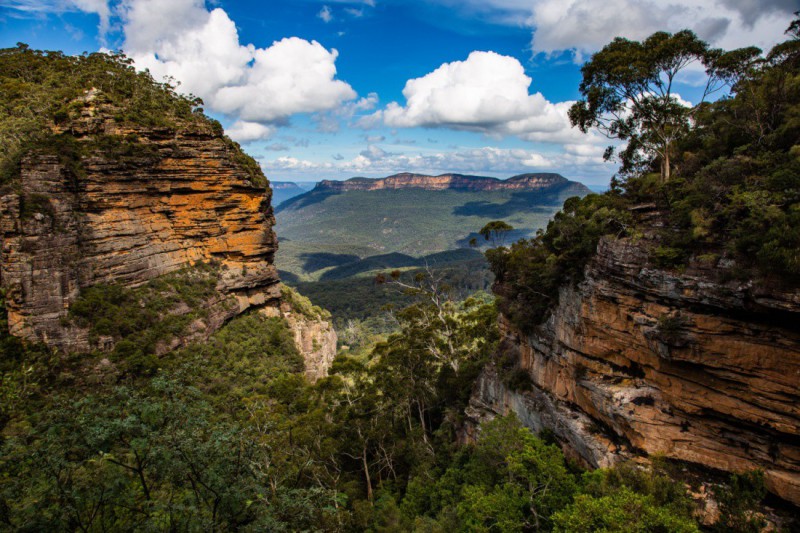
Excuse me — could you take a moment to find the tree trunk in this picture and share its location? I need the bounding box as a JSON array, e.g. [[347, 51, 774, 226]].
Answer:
[[417, 402, 429, 444], [664, 146, 671, 182], [362, 448, 373, 501]]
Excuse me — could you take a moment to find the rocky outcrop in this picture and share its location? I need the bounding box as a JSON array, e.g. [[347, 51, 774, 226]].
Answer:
[[468, 236, 800, 505], [281, 306, 337, 382], [0, 95, 280, 352], [316, 172, 588, 193], [260, 295, 337, 381]]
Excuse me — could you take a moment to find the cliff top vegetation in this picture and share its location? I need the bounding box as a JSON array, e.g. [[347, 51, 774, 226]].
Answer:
[[0, 44, 265, 186], [489, 17, 800, 331]]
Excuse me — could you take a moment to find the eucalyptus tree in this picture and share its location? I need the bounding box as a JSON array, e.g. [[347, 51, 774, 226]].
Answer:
[[568, 30, 759, 182]]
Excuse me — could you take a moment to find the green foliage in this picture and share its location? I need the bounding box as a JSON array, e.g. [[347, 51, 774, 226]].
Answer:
[[164, 313, 304, 405], [552, 488, 700, 532], [369, 272, 500, 424], [488, 193, 631, 330], [394, 417, 701, 533], [0, 310, 338, 531], [553, 461, 700, 532], [579, 459, 696, 515], [713, 470, 768, 532], [68, 263, 221, 373], [460, 416, 578, 531], [280, 283, 331, 321], [0, 375, 340, 531]]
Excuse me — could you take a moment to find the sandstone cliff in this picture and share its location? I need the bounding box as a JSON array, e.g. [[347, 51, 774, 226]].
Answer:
[[274, 285, 337, 381], [316, 172, 587, 192], [278, 306, 337, 382], [0, 93, 280, 352], [468, 236, 800, 505]]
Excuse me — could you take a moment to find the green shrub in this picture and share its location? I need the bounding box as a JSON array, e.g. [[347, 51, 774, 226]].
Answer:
[[713, 470, 768, 533], [653, 246, 686, 268], [552, 488, 700, 532], [223, 136, 268, 188], [488, 193, 631, 331], [68, 264, 222, 372], [280, 284, 331, 321]]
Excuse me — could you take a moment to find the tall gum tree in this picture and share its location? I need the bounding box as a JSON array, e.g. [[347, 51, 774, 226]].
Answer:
[[568, 30, 760, 182]]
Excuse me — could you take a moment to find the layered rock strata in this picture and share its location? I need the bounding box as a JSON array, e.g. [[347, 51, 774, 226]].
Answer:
[[468, 237, 800, 505], [0, 98, 280, 352], [317, 172, 586, 192]]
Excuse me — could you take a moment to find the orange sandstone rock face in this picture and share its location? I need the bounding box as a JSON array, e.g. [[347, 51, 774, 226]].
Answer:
[[468, 237, 800, 505], [0, 104, 280, 352]]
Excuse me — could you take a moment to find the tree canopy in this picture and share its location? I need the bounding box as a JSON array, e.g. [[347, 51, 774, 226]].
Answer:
[[568, 30, 761, 182], [479, 220, 515, 248], [495, 17, 800, 335]]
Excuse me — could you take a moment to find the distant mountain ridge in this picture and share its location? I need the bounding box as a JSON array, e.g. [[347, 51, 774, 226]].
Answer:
[[274, 171, 592, 275], [272, 181, 315, 191], [314, 172, 575, 193], [271, 181, 315, 206]]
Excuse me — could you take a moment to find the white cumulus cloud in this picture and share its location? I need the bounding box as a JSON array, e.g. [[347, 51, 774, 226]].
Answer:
[[116, 0, 357, 141], [380, 51, 534, 129], [226, 121, 275, 143], [213, 38, 356, 123], [529, 0, 793, 59], [371, 51, 598, 144]]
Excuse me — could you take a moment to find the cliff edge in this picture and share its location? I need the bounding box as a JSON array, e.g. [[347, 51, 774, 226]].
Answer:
[[315, 172, 586, 192], [469, 234, 800, 505], [0, 90, 280, 353]]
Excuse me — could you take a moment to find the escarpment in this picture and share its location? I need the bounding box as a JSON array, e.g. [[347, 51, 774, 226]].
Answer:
[[0, 94, 281, 352], [468, 236, 800, 505], [316, 172, 588, 193]]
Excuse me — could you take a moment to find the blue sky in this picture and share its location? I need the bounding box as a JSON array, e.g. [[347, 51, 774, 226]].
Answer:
[[0, 0, 794, 185]]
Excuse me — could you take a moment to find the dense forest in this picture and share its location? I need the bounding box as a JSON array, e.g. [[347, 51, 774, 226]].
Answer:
[[1, 14, 799, 533], [4, 273, 751, 531]]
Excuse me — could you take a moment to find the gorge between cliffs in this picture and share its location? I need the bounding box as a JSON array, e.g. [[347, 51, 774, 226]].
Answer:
[[1, 23, 800, 532]]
